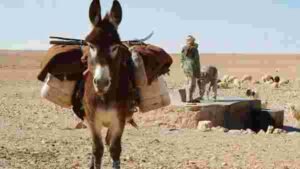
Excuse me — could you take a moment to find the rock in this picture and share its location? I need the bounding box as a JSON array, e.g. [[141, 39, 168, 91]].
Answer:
[[258, 130, 265, 135], [197, 121, 213, 132], [222, 162, 228, 166], [273, 128, 286, 134], [240, 129, 248, 134], [246, 129, 255, 134], [161, 128, 181, 135], [212, 126, 228, 132], [75, 122, 87, 129], [150, 139, 160, 144], [272, 129, 280, 134], [228, 130, 242, 135], [266, 125, 275, 134]]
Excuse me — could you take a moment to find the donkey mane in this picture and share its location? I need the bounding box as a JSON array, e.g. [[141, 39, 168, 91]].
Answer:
[[85, 18, 121, 48]]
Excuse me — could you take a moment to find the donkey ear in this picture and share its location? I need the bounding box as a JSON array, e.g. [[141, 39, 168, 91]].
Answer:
[[109, 0, 122, 28], [89, 0, 102, 26]]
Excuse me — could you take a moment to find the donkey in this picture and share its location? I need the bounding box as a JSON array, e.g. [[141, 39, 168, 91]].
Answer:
[[199, 65, 218, 101], [82, 0, 135, 168]]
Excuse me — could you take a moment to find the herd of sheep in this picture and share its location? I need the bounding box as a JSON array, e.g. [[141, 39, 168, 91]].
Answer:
[[217, 74, 290, 90]]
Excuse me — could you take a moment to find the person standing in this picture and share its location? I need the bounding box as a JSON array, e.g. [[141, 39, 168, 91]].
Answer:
[[180, 35, 201, 103]]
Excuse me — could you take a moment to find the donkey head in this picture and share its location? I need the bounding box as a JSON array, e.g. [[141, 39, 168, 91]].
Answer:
[[85, 0, 122, 95]]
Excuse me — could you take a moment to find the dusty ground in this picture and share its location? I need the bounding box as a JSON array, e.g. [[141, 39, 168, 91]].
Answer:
[[0, 51, 300, 169]]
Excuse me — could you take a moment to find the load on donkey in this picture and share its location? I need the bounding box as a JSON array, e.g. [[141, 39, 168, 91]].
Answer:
[[37, 0, 172, 168], [38, 32, 172, 120]]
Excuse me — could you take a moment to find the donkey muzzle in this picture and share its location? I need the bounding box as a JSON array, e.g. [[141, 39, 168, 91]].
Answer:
[[92, 64, 111, 94], [93, 78, 111, 93]]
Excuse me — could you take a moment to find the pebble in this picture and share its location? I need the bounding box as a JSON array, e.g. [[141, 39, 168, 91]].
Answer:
[[212, 126, 229, 133], [273, 128, 286, 134], [227, 130, 243, 135], [197, 121, 213, 132], [266, 126, 275, 134], [246, 129, 255, 134], [258, 130, 266, 135], [222, 162, 228, 166]]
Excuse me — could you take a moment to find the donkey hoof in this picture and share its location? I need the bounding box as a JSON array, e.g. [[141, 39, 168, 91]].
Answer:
[[112, 160, 120, 169]]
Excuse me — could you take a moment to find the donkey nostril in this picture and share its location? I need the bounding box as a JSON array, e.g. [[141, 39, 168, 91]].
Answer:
[[104, 79, 110, 86], [93, 78, 97, 84]]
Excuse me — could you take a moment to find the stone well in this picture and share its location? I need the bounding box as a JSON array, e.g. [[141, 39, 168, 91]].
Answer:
[[170, 90, 284, 132]]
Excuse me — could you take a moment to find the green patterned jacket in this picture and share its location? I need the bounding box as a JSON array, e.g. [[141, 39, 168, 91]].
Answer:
[[180, 43, 200, 78]]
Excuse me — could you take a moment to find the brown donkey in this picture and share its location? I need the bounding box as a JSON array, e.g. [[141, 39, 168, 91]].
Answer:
[[83, 0, 134, 168]]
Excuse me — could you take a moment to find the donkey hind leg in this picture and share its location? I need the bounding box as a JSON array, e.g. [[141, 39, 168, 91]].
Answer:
[[89, 127, 104, 169], [198, 79, 205, 100], [108, 120, 125, 169], [212, 79, 218, 101]]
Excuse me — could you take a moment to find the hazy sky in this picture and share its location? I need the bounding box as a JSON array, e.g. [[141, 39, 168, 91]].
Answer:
[[0, 0, 300, 53]]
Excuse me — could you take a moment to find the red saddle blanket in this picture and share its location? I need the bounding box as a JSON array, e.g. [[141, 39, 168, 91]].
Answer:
[[37, 45, 89, 82], [130, 44, 173, 85]]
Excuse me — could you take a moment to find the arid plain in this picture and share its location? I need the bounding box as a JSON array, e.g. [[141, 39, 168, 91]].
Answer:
[[0, 50, 300, 169]]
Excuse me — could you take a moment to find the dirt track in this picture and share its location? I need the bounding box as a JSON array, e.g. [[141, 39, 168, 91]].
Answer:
[[0, 52, 300, 169]]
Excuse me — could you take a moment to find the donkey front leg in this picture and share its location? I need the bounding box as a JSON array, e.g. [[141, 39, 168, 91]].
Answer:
[[108, 120, 125, 169], [90, 128, 104, 169], [207, 84, 212, 100]]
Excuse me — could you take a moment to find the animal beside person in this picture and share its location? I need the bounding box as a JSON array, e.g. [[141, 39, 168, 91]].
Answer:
[[199, 65, 218, 100]]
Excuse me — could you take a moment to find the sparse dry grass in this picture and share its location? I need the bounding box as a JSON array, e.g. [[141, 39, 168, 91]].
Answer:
[[0, 52, 300, 169]]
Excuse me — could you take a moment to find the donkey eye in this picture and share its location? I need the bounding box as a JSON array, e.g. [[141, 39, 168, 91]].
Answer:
[[87, 42, 95, 49], [109, 47, 116, 59], [89, 44, 95, 50]]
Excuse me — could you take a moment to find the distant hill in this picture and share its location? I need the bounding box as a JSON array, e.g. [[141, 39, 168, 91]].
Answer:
[[0, 50, 46, 58], [1, 50, 300, 79]]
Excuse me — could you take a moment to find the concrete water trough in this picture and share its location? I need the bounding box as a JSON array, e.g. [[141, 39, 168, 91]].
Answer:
[[170, 89, 284, 132]]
